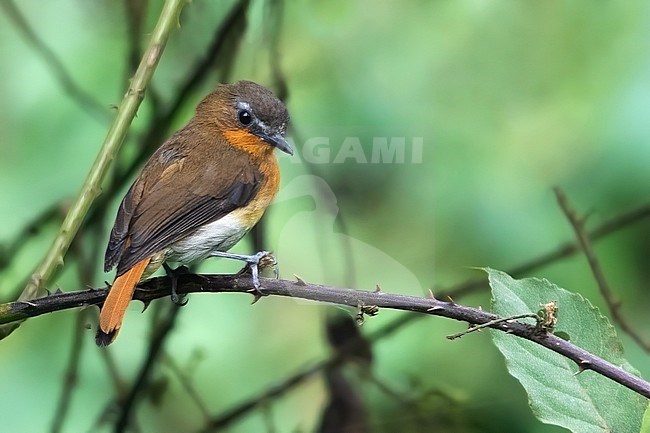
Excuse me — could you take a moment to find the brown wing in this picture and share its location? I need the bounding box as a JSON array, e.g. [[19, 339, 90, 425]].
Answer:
[[104, 125, 261, 276]]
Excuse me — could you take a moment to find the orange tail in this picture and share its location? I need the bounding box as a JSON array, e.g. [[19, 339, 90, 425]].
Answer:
[[96, 258, 150, 346]]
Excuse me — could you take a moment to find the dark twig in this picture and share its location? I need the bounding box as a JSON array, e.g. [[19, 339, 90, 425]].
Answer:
[[114, 304, 182, 433], [440, 200, 650, 300], [554, 188, 650, 351], [0, 201, 65, 274], [360, 370, 453, 428], [99, 348, 128, 398], [0, 0, 111, 124], [3, 274, 650, 400], [122, 0, 148, 78], [120, 0, 164, 116], [50, 310, 87, 433], [162, 0, 250, 130], [201, 313, 370, 432], [198, 358, 339, 433], [250, 0, 286, 253], [356, 199, 650, 346], [163, 355, 211, 421], [117, 0, 249, 186], [50, 219, 104, 433], [266, 0, 288, 102], [34, 233, 105, 432]]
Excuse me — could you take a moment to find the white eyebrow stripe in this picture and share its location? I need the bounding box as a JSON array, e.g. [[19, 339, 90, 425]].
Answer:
[[237, 101, 252, 111]]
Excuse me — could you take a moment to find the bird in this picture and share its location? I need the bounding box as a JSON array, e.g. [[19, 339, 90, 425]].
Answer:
[[96, 80, 293, 346]]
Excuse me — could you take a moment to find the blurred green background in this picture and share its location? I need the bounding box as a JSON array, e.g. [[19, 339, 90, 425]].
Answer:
[[1, 0, 649, 432]]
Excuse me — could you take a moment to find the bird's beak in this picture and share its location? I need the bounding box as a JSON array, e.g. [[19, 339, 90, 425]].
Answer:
[[262, 131, 294, 156]]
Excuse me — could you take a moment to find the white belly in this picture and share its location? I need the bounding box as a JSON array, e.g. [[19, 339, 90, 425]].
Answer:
[[167, 212, 251, 265]]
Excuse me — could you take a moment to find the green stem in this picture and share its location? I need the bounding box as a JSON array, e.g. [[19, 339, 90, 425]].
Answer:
[[19, 0, 189, 302]]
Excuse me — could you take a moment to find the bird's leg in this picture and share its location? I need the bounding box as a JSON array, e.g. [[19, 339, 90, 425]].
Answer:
[[208, 251, 275, 292], [162, 263, 190, 306]]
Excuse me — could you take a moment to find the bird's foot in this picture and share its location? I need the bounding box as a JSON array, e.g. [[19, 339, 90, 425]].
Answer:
[[162, 263, 191, 306], [236, 251, 277, 289], [209, 250, 278, 300]]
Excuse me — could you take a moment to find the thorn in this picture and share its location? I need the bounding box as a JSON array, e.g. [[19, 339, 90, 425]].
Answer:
[[427, 289, 436, 299], [54, 287, 63, 295], [44, 288, 52, 296], [250, 291, 263, 305], [478, 305, 483, 311], [141, 300, 151, 313], [21, 301, 38, 307], [446, 295, 455, 304], [576, 360, 591, 373], [427, 305, 443, 312], [375, 284, 382, 293], [294, 274, 306, 286], [246, 286, 266, 305]]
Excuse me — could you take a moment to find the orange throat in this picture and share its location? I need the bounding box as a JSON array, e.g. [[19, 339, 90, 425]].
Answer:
[[223, 128, 281, 200], [223, 129, 275, 159]]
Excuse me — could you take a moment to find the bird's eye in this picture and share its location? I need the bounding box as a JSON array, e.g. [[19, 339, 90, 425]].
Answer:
[[238, 109, 253, 126]]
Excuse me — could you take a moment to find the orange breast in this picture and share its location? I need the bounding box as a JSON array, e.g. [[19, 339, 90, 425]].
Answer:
[[166, 140, 281, 265], [223, 128, 281, 225], [239, 152, 280, 226]]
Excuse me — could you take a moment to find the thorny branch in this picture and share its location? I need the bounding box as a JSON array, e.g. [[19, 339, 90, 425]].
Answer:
[[1, 273, 649, 400], [3, 2, 650, 431], [160, 199, 650, 431], [554, 188, 650, 351]]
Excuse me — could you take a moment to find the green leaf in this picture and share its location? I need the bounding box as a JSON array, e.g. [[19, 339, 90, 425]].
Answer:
[[486, 268, 647, 433]]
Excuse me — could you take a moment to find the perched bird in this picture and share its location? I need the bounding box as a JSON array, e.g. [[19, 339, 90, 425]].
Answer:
[[96, 80, 292, 346]]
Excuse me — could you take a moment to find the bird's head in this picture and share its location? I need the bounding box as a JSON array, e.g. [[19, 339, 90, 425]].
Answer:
[[196, 80, 293, 157]]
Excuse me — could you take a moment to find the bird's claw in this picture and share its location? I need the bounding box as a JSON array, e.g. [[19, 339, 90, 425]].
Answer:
[[163, 263, 191, 306], [171, 291, 189, 306], [239, 251, 277, 298]]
